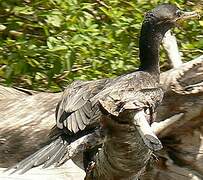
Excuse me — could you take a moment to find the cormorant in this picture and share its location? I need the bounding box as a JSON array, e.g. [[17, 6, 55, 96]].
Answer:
[[8, 3, 198, 179]]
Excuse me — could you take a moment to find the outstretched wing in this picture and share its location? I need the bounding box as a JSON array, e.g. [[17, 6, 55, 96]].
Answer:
[[8, 79, 109, 174], [56, 79, 109, 134]]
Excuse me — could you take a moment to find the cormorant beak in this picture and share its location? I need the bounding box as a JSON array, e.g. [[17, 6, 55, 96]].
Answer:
[[176, 11, 200, 22]]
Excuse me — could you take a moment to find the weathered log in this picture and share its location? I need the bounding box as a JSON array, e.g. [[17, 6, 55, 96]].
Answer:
[[0, 91, 61, 167], [84, 110, 156, 180], [0, 56, 203, 180], [1, 27, 203, 178], [0, 55, 202, 179], [142, 55, 203, 180]]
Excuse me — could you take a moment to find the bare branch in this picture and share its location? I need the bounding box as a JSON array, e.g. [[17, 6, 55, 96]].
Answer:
[[163, 30, 182, 68], [152, 113, 184, 137]]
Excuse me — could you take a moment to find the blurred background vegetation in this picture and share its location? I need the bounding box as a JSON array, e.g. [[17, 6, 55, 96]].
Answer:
[[0, 0, 202, 92]]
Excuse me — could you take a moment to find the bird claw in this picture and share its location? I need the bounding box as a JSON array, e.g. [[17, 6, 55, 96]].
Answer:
[[86, 161, 96, 174]]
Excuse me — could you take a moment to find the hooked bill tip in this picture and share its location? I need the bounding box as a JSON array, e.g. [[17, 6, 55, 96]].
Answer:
[[178, 11, 200, 21]]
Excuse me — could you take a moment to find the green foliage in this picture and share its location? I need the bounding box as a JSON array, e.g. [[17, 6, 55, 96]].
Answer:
[[0, 0, 202, 91]]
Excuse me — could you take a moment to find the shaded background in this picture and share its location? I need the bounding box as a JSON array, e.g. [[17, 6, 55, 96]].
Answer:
[[0, 0, 202, 91]]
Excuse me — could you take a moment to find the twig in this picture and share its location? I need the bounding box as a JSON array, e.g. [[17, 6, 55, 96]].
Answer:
[[152, 113, 184, 137]]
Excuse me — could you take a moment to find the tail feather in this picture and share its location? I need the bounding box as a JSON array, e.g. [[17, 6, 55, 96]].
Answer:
[[42, 142, 68, 168], [33, 138, 62, 166], [6, 144, 52, 174], [6, 131, 102, 174], [8, 137, 69, 174]]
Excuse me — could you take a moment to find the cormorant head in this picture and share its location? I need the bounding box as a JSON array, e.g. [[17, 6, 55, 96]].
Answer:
[[144, 4, 198, 30]]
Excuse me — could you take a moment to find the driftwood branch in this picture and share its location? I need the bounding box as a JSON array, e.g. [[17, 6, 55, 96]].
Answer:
[[163, 30, 182, 68], [0, 54, 202, 179], [152, 113, 184, 137], [143, 55, 203, 180]]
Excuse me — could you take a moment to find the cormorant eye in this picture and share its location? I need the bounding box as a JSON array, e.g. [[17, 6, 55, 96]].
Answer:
[[176, 10, 182, 17], [148, 12, 154, 17]]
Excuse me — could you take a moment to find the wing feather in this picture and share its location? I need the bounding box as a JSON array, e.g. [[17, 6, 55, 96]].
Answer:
[[75, 111, 86, 130], [56, 79, 109, 134], [78, 108, 89, 125], [70, 113, 79, 133], [67, 113, 72, 130]]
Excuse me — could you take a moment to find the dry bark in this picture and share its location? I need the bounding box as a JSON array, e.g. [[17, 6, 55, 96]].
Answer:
[[142, 55, 203, 180], [0, 55, 203, 179]]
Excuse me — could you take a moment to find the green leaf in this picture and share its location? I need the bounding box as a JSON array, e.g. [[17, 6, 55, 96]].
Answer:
[[64, 50, 76, 71], [199, 21, 203, 27], [48, 46, 67, 52], [12, 6, 34, 15], [46, 13, 63, 27]]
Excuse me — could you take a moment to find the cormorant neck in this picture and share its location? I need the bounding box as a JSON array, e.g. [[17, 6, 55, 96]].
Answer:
[[139, 19, 171, 77]]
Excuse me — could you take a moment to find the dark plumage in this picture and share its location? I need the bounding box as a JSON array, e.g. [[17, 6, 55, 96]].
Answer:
[[9, 3, 198, 179]]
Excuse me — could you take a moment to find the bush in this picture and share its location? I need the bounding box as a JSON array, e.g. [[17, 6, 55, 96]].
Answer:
[[0, 0, 202, 91]]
